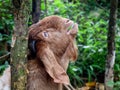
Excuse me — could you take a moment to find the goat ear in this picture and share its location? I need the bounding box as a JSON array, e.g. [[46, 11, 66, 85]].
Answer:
[[36, 43, 70, 85], [28, 40, 37, 56]]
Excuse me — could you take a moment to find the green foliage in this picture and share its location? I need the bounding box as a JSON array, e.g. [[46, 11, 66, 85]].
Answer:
[[107, 80, 120, 90], [0, 0, 13, 31], [0, 61, 9, 76], [0, 0, 13, 73], [114, 81, 120, 90], [0, 0, 13, 50], [0, 0, 13, 45]]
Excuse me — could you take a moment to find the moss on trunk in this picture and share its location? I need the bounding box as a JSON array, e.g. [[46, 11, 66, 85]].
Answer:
[[11, 0, 31, 90]]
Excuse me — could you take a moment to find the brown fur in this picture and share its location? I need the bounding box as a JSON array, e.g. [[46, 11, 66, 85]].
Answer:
[[27, 15, 78, 90]]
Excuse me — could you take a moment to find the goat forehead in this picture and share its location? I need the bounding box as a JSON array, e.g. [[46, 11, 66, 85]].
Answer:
[[41, 15, 65, 24], [29, 15, 70, 32]]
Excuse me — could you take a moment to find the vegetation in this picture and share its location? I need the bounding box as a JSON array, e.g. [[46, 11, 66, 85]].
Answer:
[[0, 0, 120, 89]]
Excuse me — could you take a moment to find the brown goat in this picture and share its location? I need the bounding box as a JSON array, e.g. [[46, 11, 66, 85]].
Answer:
[[27, 15, 78, 90]]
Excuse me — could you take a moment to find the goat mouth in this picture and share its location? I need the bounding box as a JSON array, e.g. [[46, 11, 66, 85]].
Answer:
[[67, 23, 75, 31]]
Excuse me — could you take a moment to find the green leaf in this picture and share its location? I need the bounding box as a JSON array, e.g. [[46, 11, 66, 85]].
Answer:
[[107, 80, 114, 87], [114, 81, 120, 86], [0, 33, 2, 41]]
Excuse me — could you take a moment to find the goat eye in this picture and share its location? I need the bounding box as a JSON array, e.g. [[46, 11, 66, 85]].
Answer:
[[43, 32, 49, 37]]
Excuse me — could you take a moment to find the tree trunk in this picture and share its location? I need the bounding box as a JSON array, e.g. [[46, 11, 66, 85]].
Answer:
[[105, 0, 118, 90], [11, 0, 31, 90], [32, 0, 41, 24]]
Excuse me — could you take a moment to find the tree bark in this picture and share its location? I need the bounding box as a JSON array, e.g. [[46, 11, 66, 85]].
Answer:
[[32, 0, 41, 24], [11, 0, 31, 90], [105, 0, 118, 90]]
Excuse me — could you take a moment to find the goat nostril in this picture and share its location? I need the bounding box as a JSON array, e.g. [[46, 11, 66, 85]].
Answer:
[[66, 19, 70, 23]]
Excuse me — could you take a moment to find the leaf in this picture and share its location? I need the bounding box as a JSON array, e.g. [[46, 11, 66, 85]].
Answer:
[[92, 65, 102, 69], [0, 33, 2, 41], [90, 66, 93, 71], [114, 81, 120, 86], [106, 80, 114, 87]]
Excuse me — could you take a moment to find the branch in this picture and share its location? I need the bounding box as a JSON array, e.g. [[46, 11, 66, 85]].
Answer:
[[0, 52, 11, 60]]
